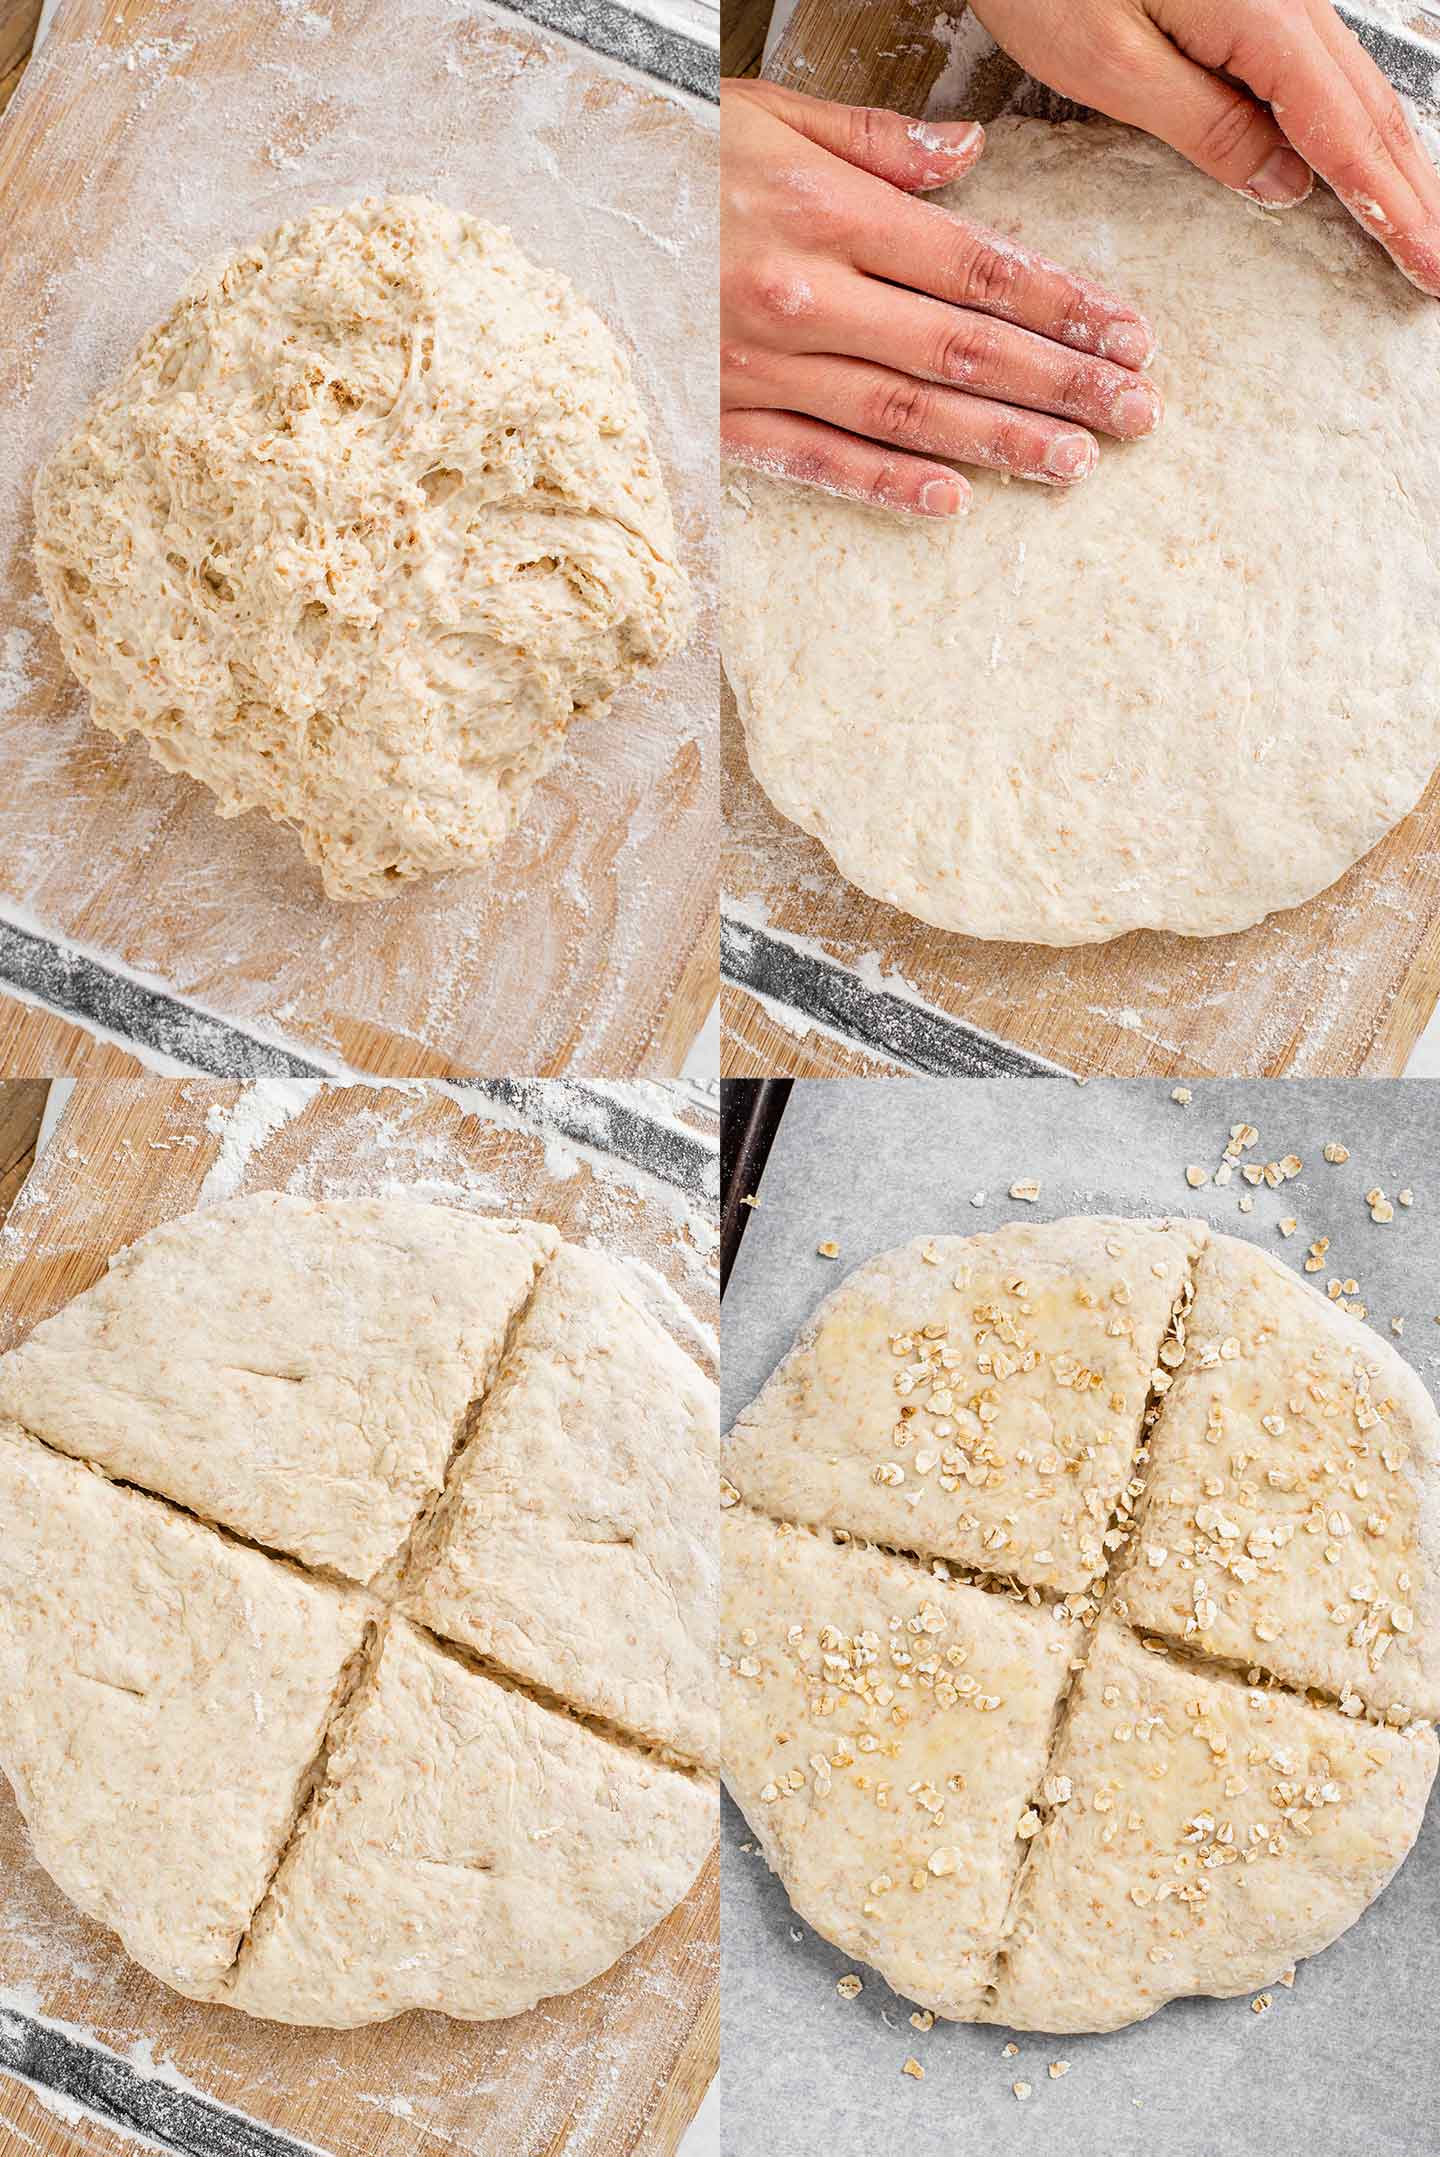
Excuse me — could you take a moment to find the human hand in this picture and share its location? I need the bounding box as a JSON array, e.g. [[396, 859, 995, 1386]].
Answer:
[[721, 79, 1163, 518], [971, 0, 1440, 295]]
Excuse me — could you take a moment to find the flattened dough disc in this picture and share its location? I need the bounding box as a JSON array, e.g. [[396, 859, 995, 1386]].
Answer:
[[723, 119, 1440, 944]]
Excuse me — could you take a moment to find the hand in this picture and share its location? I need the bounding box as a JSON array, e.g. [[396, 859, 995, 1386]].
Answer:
[[971, 0, 1440, 296], [721, 80, 1163, 518]]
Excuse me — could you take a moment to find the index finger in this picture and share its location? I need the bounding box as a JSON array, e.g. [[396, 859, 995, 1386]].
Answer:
[[848, 184, 1158, 371], [1256, 6, 1440, 295]]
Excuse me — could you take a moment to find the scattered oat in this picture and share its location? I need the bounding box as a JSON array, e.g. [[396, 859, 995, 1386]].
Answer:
[[971, 1191, 986, 1206], [1003, 2042, 1019, 2058], [1185, 1165, 1209, 1188], [1392, 1317, 1405, 1337], [1013, 2081, 1032, 2102], [740, 1193, 761, 1208], [816, 1240, 840, 1259], [1048, 2060, 1070, 2079], [1279, 1968, 1295, 1988], [1171, 1086, 1192, 1105], [1322, 1143, 1349, 1164], [902, 2057, 925, 2081], [910, 2010, 935, 2032], [1239, 1196, 1255, 1214], [1009, 1179, 1041, 1203], [1251, 1993, 1272, 2014], [836, 1974, 863, 2000], [1399, 1188, 1414, 1207], [1278, 1218, 1297, 1237]]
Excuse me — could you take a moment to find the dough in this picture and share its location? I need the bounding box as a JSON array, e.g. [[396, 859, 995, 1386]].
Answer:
[[405, 1243, 720, 1766], [722, 1216, 1440, 2029], [0, 1196, 716, 2026], [723, 1216, 1203, 1592], [0, 1193, 559, 1585], [722, 119, 1440, 945], [0, 1425, 365, 1998], [33, 197, 691, 901], [226, 1619, 712, 2027]]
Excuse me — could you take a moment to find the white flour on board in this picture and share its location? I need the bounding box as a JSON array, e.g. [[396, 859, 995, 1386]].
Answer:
[[0, 0, 716, 1074]]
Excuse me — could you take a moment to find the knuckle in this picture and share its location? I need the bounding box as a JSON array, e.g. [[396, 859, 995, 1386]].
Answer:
[[952, 230, 1023, 311], [845, 104, 892, 167], [1193, 96, 1263, 172], [742, 257, 816, 326], [867, 378, 930, 442], [933, 315, 996, 385], [1055, 356, 1106, 416]]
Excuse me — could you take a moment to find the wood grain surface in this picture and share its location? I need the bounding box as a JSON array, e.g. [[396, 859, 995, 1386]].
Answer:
[[0, 1079, 719, 2157], [0, 0, 716, 1080], [721, 0, 1440, 1080]]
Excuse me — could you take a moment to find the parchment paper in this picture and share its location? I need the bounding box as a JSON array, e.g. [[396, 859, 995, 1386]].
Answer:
[[721, 1078, 1440, 2157]]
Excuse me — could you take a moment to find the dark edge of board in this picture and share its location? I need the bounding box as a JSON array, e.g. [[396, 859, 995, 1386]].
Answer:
[[0, 920, 329, 1079], [720, 913, 1074, 1081], [486, 0, 717, 99], [720, 1077, 790, 1297], [451, 1077, 719, 1206], [0, 2006, 322, 2157]]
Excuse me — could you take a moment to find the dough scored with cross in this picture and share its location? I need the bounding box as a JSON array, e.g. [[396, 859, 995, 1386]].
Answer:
[[722, 119, 1440, 944], [721, 1217, 1440, 2030], [0, 1194, 716, 2027], [33, 196, 691, 900]]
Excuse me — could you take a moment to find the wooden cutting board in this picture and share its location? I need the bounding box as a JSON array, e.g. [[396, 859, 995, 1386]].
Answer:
[[0, 1078, 719, 2157], [721, 0, 1440, 1081], [0, 0, 716, 1079]]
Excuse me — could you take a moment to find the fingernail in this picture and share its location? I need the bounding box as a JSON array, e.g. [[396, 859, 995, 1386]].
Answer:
[[907, 118, 982, 158], [1113, 384, 1161, 437], [1244, 147, 1313, 206], [918, 477, 966, 516], [1097, 319, 1155, 369], [1043, 433, 1097, 481]]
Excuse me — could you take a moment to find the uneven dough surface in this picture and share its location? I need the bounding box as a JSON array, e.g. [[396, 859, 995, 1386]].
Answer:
[[988, 1619, 1438, 2032], [227, 1620, 715, 2027], [0, 1195, 716, 2026], [34, 196, 692, 900], [0, 1425, 365, 1998], [722, 1509, 1069, 2017], [723, 119, 1440, 944], [0, 1192, 558, 1584], [723, 1217, 1440, 2030], [722, 1217, 1203, 1592], [405, 1244, 719, 1767], [1115, 1236, 1440, 1723]]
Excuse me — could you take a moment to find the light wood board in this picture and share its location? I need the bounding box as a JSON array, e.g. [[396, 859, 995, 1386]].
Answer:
[[722, 0, 1440, 1080], [0, 1078, 719, 2157], [0, 0, 717, 1079]]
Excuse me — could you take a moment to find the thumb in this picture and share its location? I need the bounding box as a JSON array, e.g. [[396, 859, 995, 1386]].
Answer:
[[780, 89, 986, 192], [1094, 26, 1313, 204]]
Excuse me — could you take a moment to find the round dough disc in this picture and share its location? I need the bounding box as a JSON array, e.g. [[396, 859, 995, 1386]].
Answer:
[[0, 1195, 717, 2026], [721, 1217, 1440, 2031], [34, 197, 691, 901], [722, 120, 1440, 945]]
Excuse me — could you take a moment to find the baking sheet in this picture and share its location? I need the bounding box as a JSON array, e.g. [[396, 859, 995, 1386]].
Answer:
[[721, 1077, 1440, 2157]]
